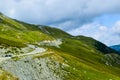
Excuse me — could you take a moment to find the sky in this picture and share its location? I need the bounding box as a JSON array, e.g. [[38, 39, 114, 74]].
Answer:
[[0, 0, 120, 46]]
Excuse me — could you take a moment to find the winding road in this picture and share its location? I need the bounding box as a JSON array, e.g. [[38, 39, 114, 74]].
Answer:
[[0, 47, 46, 63]]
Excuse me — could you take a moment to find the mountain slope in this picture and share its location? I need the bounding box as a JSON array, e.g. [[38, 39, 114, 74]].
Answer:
[[111, 45, 120, 53], [0, 13, 120, 80]]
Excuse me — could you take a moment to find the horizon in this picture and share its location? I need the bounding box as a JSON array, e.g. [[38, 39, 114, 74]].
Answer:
[[0, 0, 120, 46]]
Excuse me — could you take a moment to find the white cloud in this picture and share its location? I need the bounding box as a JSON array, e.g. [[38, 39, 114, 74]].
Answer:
[[0, 0, 120, 45], [68, 22, 120, 46], [1, 0, 120, 29], [112, 21, 120, 34], [9, 8, 16, 17], [99, 26, 107, 31]]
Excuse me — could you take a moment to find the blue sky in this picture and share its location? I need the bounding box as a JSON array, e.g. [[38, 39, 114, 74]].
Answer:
[[0, 0, 120, 46]]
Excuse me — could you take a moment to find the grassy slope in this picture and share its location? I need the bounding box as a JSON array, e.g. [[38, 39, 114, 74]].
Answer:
[[0, 13, 120, 80], [0, 14, 54, 47], [0, 69, 18, 80], [39, 27, 120, 80], [47, 37, 120, 80]]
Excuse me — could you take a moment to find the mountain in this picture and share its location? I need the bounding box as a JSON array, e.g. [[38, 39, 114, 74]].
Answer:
[[0, 13, 120, 80], [111, 45, 120, 53]]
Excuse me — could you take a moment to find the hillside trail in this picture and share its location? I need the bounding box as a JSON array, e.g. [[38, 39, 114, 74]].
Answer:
[[0, 46, 48, 63]]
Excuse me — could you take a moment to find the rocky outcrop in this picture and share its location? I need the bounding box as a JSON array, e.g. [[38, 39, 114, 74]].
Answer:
[[0, 52, 68, 80]]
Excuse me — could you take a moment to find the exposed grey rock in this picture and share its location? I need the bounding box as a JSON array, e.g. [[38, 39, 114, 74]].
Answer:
[[0, 55, 67, 80]]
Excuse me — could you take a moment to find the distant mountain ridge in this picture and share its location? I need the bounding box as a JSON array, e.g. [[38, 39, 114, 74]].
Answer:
[[111, 45, 120, 53], [0, 12, 120, 80]]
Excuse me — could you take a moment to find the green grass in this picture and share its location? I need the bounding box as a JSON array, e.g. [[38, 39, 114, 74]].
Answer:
[[39, 26, 71, 38], [47, 50, 120, 80], [0, 13, 120, 80], [0, 69, 18, 80], [0, 15, 54, 47], [45, 37, 120, 80]]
